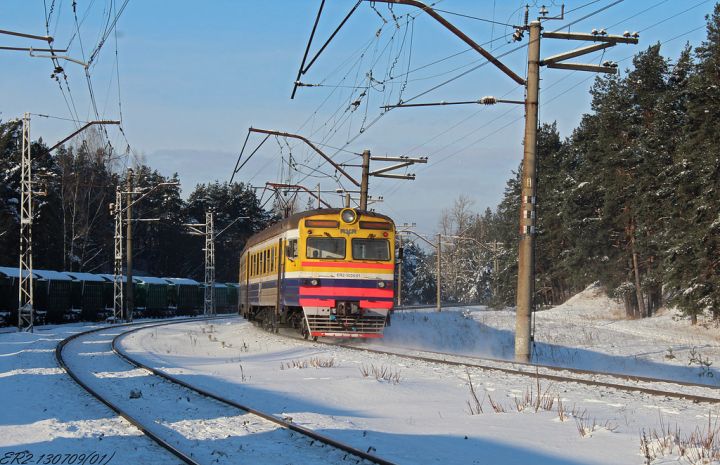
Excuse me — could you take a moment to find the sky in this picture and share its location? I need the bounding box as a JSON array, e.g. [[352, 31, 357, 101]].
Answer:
[[0, 0, 715, 235]]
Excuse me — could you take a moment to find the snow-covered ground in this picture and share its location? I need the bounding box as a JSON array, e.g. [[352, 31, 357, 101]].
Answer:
[[2, 288, 720, 464], [0, 323, 182, 465], [383, 285, 720, 386]]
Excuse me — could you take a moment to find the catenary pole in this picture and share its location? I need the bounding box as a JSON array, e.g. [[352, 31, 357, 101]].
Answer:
[[112, 189, 124, 322], [436, 233, 442, 312], [397, 234, 403, 306], [515, 21, 541, 363], [18, 113, 34, 332], [360, 150, 371, 210], [125, 168, 134, 321]]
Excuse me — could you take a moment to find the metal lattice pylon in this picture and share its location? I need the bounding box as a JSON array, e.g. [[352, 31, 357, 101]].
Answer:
[[112, 189, 124, 322], [203, 211, 215, 315], [18, 113, 33, 332]]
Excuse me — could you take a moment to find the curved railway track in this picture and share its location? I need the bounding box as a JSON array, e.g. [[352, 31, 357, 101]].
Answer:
[[56, 318, 395, 465], [321, 339, 720, 404]]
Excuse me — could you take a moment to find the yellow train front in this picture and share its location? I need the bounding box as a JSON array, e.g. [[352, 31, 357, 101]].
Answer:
[[239, 208, 395, 339]]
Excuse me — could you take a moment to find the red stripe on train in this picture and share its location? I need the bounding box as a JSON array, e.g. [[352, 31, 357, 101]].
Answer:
[[300, 261, 394, 270], [311, 332, 383, 338], [299, 298, 393, 309], [299, 286, 393, 298]]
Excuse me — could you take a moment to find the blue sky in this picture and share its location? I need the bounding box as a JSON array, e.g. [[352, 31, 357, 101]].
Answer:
[[1, 1, 715, 234]]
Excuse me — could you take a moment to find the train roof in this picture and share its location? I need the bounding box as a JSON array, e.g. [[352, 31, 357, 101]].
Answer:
[[64, 272, 106, 282], [163, 277, 201, 286], [31, 269, 73, 281], [135, 276, 170, 285], [242, 208, 394, 252], [0, 266, 33, 279], [98, 273, 140, 284]]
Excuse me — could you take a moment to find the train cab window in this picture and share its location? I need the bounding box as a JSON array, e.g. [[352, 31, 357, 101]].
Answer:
[[306, 237, 345, 259], [352, 238, 390, 261]]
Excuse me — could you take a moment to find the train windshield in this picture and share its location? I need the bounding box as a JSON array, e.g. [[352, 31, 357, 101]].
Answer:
[[351, 238, 390, 261], [306, 237, 346, 259]]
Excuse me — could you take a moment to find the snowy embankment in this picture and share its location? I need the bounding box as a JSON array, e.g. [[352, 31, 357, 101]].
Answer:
[[383, 284, 720, 386]]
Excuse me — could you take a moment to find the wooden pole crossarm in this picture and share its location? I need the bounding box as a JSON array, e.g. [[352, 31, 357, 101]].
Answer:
[[545, 62, 618, 74], [124, 182, 179, 212], [248, 127, 361, 187], [369, 0, 525, 86], [0, 29, 53, 42], [370, 156, 428, 163], [265, 182, 333, 208], [216, 216, 250, 239], [183, 224, 206, 236], [370, 161, 412, 176], [49, 120, 120, 152], [0, 46, 67, 52], [292, 0, 326, 99], [541, 42, 615, 65], [28, 49, 89, 68], [541, 31, 639, 44], [398, 229, 436, 249], [383, 98, 525, 109], [372, 173, 415, 180]]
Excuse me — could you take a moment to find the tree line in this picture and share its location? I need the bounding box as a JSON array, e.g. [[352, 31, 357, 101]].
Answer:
[[401, 6, 720, 323], [0, 122, 273, 283]]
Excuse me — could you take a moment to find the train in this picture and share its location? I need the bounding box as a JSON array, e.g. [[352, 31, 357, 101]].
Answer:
[[0, 266, 236, 326], [239, 207, 395, 339]]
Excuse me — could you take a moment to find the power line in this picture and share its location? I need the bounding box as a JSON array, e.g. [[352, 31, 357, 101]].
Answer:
[[433, 8, 516, 27], [378, 21, 708, 202]]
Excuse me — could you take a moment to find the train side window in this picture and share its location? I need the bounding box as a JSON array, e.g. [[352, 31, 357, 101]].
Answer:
[[286, 239, 298, 260]]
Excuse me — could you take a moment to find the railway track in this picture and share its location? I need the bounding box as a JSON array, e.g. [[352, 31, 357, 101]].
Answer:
[[56, 318, 395, 465], [321, 339, 720, 404]]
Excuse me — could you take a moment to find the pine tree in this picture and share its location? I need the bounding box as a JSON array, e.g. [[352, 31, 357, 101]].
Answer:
[[665, 6, 720, 322]]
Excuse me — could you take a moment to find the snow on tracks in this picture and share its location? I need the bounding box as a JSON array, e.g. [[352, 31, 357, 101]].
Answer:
[[59, 320, 391, 465]]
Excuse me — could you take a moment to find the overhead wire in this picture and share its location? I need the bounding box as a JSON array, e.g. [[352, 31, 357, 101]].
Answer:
[[432, 8, 516, 27], [378, 19, 708, 203]]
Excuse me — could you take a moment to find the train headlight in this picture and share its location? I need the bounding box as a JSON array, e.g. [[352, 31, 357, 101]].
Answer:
[[377, 281, 386, 289], [340, 208, 358, 224]]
